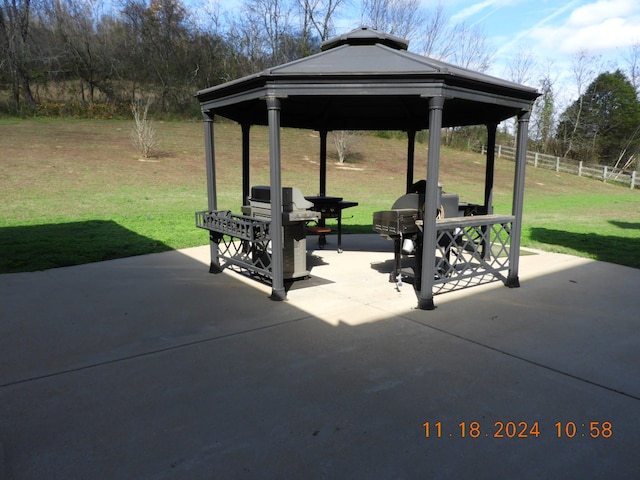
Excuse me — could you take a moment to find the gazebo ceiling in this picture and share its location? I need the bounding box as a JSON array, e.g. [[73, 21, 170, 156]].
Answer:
[[196, 27, 539, 130]]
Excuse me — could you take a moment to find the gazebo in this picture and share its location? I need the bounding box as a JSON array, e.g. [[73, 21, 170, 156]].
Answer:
[[195, 27, 540, 309]]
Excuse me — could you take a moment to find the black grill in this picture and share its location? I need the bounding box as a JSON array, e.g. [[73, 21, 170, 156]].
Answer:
[[372, 188, 475, 289]]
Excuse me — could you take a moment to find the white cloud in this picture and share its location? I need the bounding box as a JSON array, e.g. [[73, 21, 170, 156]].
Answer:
[[567, 0, 637, 26], [564, 17, 640, 51], [450, 0, 518, 23], [494, 1, 580, 58], [528, 0, 640, 54], [451, 0, 497, 22]]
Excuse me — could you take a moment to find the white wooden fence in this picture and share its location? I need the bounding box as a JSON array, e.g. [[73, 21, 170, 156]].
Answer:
[[484, 145, 639, 190]]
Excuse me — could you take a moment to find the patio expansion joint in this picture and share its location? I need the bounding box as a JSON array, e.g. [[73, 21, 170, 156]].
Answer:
[[401, 315, 640, 403], [0, 314, 315, 390]]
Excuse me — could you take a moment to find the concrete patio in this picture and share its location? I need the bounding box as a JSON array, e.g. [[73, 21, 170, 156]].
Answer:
[[1, 234, 639, 479]]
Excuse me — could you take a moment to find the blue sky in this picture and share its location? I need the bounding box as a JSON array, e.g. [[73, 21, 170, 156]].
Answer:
[[210, 0, 637, 74], [434, 0, 640, 104], [195, 0, 639, 102], [207, 0, 639, 58], [441, 0, 639, 71]]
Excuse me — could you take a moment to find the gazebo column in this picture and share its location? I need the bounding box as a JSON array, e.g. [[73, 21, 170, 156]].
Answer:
[[484, 123, 497, 214], [203, 112, 221, 273], [406, 130, 416, 193], [266, 96, 286, 300], [319, 130, 328, 196], [418, 97, 445, 310], [242, 123, 251, 206], [479, 123, 498, 259], [506, 110, 531, 288]]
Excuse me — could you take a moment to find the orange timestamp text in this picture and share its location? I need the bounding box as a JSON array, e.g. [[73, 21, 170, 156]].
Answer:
[[422, 421, 613, 439]]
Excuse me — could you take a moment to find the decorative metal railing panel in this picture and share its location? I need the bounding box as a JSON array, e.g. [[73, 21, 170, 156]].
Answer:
[[195, 210, 273, 278], [433, 215, 515, 294]]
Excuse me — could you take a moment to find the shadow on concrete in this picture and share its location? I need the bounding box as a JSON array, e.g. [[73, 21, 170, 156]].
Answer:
[[529, 227, 640, 269], [1, 241, 639, 478], [307, 231, 394, 253], [0, 220, 173, 273]]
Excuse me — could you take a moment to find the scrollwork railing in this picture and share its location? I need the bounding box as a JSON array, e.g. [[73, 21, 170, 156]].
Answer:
[[196, 210, 273, 278], [433, 214, 514, 294]]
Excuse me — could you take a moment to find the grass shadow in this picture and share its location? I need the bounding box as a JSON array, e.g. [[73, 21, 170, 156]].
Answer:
[[529, 227, 640, 269], [0, 220, 172, 273], [609, 221, 640, 230]]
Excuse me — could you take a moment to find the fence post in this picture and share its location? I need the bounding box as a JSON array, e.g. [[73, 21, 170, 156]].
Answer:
[[497, 145, 502, 158], [534, 152, 538, 168], [578, 161, 583, 177], [632, 171, 637, 189], [603, 165, 607, 182]]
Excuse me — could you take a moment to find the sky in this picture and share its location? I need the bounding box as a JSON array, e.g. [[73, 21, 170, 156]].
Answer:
[[447, 0, 639, 56], [438, 0, 639, 82], [199, 0, 640, 104]]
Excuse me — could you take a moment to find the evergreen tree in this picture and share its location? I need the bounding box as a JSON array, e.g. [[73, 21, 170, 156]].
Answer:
[[557, 70, 640, 165]]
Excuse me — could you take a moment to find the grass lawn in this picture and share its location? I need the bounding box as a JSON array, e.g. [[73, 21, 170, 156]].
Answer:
[[1, 118, 639, 273]]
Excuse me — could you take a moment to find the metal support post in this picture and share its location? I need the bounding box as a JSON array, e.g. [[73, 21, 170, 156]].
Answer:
[[266, 96, 286, 301], [506, 110, 531, 288], [203, 113, 221, 273], [482, 123, 497, 259], [242, 123, 251, 206], [484, 123, 497, 215], [418, 96, 445, 310], [320, 130, 328, 196], [406, 130, 416, 193]]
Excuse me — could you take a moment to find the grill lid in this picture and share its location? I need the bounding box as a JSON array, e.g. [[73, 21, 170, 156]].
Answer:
[[249, 186, 313, 211]]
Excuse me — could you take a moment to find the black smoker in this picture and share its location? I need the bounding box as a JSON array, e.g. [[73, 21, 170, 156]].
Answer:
[[373, 183, 477, 289]]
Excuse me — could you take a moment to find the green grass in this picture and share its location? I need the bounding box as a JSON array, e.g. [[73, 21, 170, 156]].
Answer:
[[1, 119, 639, 273], [521, 192, 640, 267]]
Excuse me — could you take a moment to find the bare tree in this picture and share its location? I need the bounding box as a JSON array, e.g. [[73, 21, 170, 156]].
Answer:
[[225, 14, 267, 76], [499, 43, 537, 140], [297, 0, 344, 43], [419, 2, 451, 59], [131, 96, 159, 158], [447, 21, 493, 72], [359, 0, 424, 44], [505, 43, 536, 85], [560, 50, 601, 158], [531, 68, 557, 153], [48, 0, 118, 103], [332, 130, 357, 163], [243, 0, 294, 66], [414, 2, 493, 73], [0, 0, 38, 110], [623, 42, 640, 94]]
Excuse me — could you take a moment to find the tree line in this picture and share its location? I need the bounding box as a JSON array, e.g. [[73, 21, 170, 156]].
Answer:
[[0, 0, 498, 116], [1, 0, 639, 168]]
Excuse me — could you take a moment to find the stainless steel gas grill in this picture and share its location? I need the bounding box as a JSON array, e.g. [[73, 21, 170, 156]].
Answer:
[[241, 186, 320, 279], [196, 186, 319, 282], [244, 186, 320, 222]]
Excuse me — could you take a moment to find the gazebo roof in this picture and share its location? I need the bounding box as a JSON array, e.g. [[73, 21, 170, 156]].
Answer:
[[196, 27, 539, 130]]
